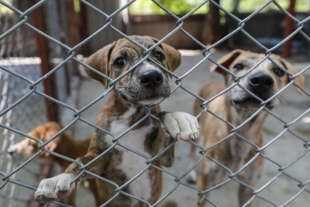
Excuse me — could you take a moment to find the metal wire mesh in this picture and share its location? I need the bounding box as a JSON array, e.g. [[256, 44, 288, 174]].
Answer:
[[0, 0, 309, 207], [0, 1, 48, 207], [0, 57, 48, 207]]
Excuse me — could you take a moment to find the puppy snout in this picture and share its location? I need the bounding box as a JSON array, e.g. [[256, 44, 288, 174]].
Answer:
[[139, 71, 163, 89], [249, 73, 274, 90]]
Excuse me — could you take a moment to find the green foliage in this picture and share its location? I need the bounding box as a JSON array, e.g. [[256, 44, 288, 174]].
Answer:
[[73, 0, 81, 12], [0, 0, 13, 13], [238, 0, 310, 13], [128, 0, 310, 15], [238, 0, 288, 13], [129, 0, 207, 15], [295, 0, 310, 12]]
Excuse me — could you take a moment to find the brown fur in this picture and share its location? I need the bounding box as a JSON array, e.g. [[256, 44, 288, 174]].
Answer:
[[190, 50, 305, 206], [35, 36, 196, 207], [66, 36, 181, 206], [7, 122, 102, 206], [65, 101, 174, 207]]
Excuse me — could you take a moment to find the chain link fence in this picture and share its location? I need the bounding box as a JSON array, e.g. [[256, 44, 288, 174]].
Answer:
[[0, 1, 49, 207], [0, 0, 310, 207], [0, 57, 48, 207]]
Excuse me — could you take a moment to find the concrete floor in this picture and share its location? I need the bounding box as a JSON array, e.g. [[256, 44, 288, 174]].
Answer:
[[61, 50, 310, 207]]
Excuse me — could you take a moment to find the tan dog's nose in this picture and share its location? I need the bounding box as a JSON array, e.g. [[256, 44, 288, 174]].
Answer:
[[249, 73, 274, 90], [248, 73, 274, 100], [140, 71, 163, 89]]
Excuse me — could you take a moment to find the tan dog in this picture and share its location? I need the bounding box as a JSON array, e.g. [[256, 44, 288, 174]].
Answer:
[[7, 122, 100, 206], [34, 36, 200, 207], [188, 50, 304, 206]]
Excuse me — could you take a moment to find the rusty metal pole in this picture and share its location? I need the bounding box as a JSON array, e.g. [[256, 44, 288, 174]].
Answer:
[[33, 2, 58, 121], [282, 0, 296, 58], [30, 5, 57, 207]]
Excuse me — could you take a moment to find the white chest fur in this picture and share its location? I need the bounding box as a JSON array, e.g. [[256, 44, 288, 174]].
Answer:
[[109, 107, 153, 204]]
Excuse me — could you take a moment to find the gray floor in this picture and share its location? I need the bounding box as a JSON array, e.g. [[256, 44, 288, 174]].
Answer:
[[65, 50, 310, 207]]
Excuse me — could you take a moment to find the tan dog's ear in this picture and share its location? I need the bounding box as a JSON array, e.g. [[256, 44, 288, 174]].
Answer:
[[210, 49, 244, 75], [83, 42, 116, 88], [151, 37, 181, 71], [279, 59, 305, 94]]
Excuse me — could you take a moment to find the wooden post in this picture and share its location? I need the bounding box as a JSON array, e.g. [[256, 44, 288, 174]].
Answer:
[[33, 1, 59, 121], [282, 0, 296, 58], [30, 4, 58, 207], [201, 0, 221, 46]]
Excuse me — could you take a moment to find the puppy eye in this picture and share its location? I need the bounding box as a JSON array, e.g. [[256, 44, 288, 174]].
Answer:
[[113, 57, 126, 67], [154, 52, 165, 61], [233, 63, 244, 70], [273, 67, 285, 77]]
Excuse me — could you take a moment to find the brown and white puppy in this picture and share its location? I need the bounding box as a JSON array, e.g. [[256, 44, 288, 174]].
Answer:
[[188, 50, 304, 206], [34, 36, 200, 207], [7, 122, 100, 206]]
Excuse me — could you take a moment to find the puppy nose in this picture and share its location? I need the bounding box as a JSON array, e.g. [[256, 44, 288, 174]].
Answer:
[[140, 71, 163, 89], [249, 73, 274, 90]]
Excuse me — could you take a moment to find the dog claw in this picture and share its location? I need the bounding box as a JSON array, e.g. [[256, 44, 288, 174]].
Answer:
[[189, 134, 195, 140], [35, 195, 56, 203], [58, 190, 68, 195], [186, 170, 198, 184]]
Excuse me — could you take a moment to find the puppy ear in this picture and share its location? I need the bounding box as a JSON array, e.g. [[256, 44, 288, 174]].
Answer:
[[210, 49, 243, 75], [83, 42, 116, 88], [150, 37, 181, 72], [30, 122, 62, 157], [161, 43, 181, 71], [280, 59, 305, 94]]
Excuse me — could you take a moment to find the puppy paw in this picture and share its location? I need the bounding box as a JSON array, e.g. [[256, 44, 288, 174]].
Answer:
[[162, 112, 199, 141], [34, 173, 75, 203]]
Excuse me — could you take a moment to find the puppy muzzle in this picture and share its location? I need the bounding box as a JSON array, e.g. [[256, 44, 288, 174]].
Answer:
[[139, 70, 163, 90], [117, 67, 170, 106], [230, 73, 276, 109]]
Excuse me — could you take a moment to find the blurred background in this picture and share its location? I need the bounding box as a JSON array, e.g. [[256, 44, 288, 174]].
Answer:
[[0, 0, 310, 207]]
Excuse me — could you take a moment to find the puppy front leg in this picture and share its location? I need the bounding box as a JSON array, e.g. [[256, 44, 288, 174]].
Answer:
[[154, 112, 200, 167], [152, 128, 175, 167], [35, 149, 110, 203], [197, 163, 209, 207], [237, 153, 263, 206]]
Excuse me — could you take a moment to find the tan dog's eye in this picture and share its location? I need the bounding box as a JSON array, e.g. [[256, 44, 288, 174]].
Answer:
[[273, 67, 285, 77], [154, 51, 165, 61], [113, 57, 126, 67], [233, 63, 244, 70]]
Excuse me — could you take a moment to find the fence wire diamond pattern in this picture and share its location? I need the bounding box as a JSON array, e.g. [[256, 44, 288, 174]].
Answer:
[[0, 0, 310, 207]]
